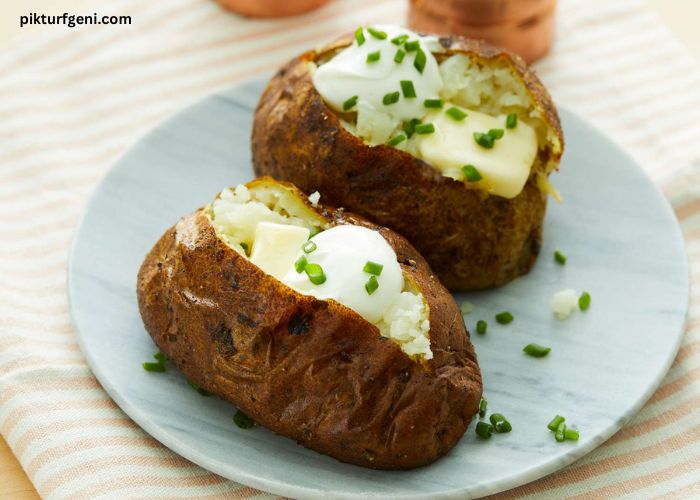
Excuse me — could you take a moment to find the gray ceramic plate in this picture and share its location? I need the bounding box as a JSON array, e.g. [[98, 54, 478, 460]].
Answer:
[[68, 79, 689, 499]]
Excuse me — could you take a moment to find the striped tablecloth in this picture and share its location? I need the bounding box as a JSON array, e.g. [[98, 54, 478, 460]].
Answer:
[[1, 0, 699, 497]]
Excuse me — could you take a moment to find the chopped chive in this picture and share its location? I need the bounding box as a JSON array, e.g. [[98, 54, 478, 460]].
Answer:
[[367, 27, 387, 39], [489, 413, 512, 433], [363, 261, 384, 276], [354, 27, 365, 46], [476, 319, 487, 334], [462, 164, 482, 182], [414, 123, 435, 135], [342, 95, 358, 111], [391, 34, 408, 45], [365, 275, 379, 295], [424, 99, 443, 109], [413, 48, 427, 74], [387, 134, 406, 147], [187, 379, 212, 397], [233, 410, 254, 429], [579, 291, 591, 311], [475, 421, 493, 439], [554, 250, 567, 265], [302, 240, 317, 253], [305, 263, 326, 285], [555, 421, 567, 442], [294, 255, 308, 273], [506, 113, 518, 128], [478, 397, 487, 418], [403, 118, 422, 138], [547, 415, 566, 431], [240, 242, 249, 255], [383, 91, 400, 105], [394, 48, 406, 63], [488, 128, 504, 139], [154, 352, 167, 364], [400, 80, 416, 98], [495, 311, 513, 324], [405, 40, 420, 52], [446, 106, 467, 121], [366, 50, 381, 63], [523, 343, 551, 358], [565, 428, 580, 441], [142, 361, 165, 372], [474, 132, 495, 149]]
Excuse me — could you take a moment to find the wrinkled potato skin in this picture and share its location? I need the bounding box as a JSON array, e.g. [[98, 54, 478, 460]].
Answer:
[[252, 35, 564, 290], [137, 184, 482, 469]]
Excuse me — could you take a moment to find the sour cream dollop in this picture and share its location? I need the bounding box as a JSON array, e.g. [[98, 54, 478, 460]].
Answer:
[[312, 25, 443, 123], [282, 225, 403, 323]]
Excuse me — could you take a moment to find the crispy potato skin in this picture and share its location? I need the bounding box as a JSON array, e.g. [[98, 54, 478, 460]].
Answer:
[[137, 196, 482, 469], [252, 35, 563, 290]]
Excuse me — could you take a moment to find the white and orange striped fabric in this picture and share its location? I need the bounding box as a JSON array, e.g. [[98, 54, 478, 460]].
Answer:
[[1, 0, 699, 497]]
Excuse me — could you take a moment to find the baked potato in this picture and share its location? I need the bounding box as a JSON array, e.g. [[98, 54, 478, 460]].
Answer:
[[137, 177, 482, 469], [252, 26, 564, 290]]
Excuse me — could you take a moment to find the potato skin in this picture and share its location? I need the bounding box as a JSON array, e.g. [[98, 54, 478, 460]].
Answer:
[[137, 194, 482, 469], [252, 35, 563, 290]]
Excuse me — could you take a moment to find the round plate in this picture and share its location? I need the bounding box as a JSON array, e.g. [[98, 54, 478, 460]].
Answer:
[[69, 79, 689, 499]]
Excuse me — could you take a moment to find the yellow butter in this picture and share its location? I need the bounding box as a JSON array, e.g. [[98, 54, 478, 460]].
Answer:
[[250, 222, 310, 280]]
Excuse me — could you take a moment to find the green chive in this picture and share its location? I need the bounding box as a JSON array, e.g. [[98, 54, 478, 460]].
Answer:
[[394, 48, 406, 63], [478, 397, 487, 418], [365, 275, 379, 295], [405, 40, 420, 52], [476, 319, 487, 334], [343, 95, 358, 111], [383, 91, 400, 105], [240, 242, 249, 255], [403, 118, 422, 138], [302, 240, 317, 253], [367, 27, 387, 40], [547, 415, 566, 431], [554, 250, 566, 265], [565, 428, 580, 441], [354, 27, 365, 46], [413, 48, 427, 74], [506, 113, 518, 129], [488, 128, 504, 139], [387, 134, 406, 147], [366, 50, 381, 63], [523, 343, 551, 358], [579, 291, 591, 311], [400, 80, 416, 98], [154, 352, 166, 364], [446, 107, 467, 121], [414, 123, 435, 135], [391, 34, 408, 45], [294, 255, 308, 273], [555, 421, 567, 442], [424, 99, 443, 109], [187, 379, 212, 397], [474, 132, 495, 149], [462, 164, 482, 182], [475, 421, 493, 439], [489, 413, 512, 433], [495, 311, 513, 324], [233, 410, 254, 429], [363, 261, 384, 276], [142, 361, 165, 372], [305, 263, 326, 285]]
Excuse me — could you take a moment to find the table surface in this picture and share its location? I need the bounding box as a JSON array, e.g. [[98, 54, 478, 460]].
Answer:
[[0, 0, 697, 498]]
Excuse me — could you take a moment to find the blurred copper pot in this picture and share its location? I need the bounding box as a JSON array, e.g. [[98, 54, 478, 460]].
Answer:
[[409, 0, 557, 63], [217, 0, 331, 18]]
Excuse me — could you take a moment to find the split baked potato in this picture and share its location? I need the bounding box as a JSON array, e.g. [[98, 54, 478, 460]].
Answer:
[[137, 177, 482, 469], [252, 26, 564, 290]]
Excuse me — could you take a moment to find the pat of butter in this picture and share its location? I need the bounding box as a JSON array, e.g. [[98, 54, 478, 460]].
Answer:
[[250, 222, 310, 280], [417, 107, 538, 198]]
